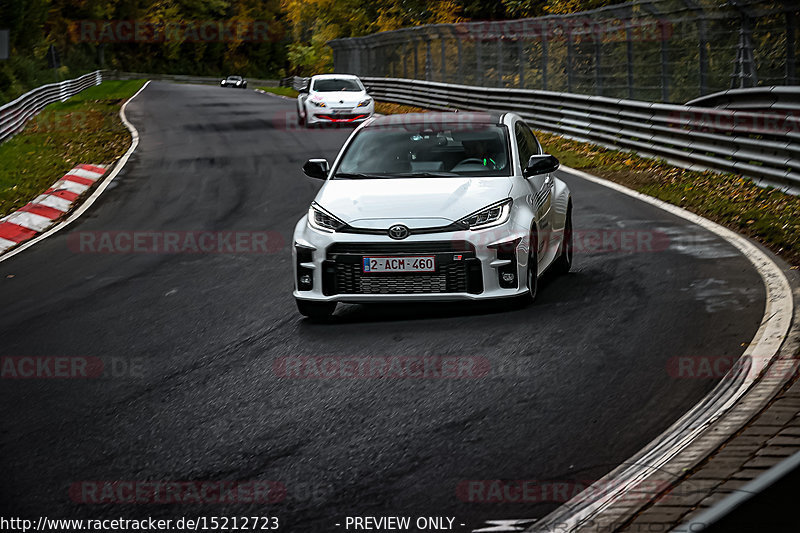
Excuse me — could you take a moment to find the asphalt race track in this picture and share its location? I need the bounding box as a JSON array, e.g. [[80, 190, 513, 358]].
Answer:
[[0, 82, 766, 531]]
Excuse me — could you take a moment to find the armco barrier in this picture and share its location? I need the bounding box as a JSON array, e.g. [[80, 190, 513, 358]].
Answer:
[[0, 71, 103, 145], [361, 76, 800, 194], [687, 86, 800, 114], [280, 76, 308, 91]]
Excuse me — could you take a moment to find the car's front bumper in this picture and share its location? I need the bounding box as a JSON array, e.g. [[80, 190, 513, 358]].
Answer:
[[292, 216, 531, 303], [306, 104, 374, 125]]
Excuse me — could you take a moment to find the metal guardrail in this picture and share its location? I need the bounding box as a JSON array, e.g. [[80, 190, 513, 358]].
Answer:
[[362, 76, 800, 193], [0, 71, 103, 145], [279, 76, 309, 91], [108, 71, 279, 87], [687, 86, 800, 113]]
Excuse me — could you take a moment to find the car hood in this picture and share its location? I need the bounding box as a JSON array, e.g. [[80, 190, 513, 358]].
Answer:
[[315, 177, 514, 228], [312, 91, 367, 105]]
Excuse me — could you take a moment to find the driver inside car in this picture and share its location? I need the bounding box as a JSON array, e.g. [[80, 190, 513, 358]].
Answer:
[[458, 139, 500, 169]]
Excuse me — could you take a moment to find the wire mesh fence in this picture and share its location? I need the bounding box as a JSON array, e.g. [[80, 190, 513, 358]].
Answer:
[[328, 0, 800, 103]]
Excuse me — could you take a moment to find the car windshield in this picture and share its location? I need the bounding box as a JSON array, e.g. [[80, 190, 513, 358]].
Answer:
[[334, 124, 511, 178], [227, 76, 241, 81], [313, 78, 362, 92]]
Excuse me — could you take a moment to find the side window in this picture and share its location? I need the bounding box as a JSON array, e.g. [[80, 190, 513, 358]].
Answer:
[[514, 123, 533, 169], [521, 122, 541, 156]]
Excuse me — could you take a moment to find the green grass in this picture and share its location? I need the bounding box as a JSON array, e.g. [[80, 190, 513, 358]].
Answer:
[[0, 80, 146, 218], [257, 86, 299, 98]]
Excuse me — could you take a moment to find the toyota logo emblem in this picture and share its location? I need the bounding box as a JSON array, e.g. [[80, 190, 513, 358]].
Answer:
[[388, 225, 410, 240]]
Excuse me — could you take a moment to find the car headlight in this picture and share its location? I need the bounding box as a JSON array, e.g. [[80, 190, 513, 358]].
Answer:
[[308, 203, 345, 232], [457, 199, 513, 230], [310, 99, 327, 108], [357, 98, 372, 108]]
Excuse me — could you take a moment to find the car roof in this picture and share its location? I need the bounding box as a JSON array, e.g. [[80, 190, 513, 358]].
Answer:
[[365, 111, 505, 128], [311, 74, 360, 80]]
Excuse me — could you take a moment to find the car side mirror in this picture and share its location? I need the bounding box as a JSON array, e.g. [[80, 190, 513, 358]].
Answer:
[[303, 159, 329, 180], [524, 154, 559, 177], [299, 86, 309, 94]]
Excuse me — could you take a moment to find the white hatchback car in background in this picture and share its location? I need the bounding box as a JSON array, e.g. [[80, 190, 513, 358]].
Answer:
[[296, 74, 374, 127], [292, 112, 573, 319]]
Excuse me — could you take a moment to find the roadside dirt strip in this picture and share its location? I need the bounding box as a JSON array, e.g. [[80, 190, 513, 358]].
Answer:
[[0, 164, 106, 254]]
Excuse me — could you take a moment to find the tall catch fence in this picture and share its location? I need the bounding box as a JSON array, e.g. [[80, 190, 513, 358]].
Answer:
[[328, 0, 800, 103]]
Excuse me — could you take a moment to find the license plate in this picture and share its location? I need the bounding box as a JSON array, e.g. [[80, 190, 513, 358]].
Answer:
[[331, 108, 351, 114], [363, 256, 435, 273]]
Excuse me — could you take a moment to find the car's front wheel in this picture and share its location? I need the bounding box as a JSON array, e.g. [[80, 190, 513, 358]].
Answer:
[[296, 299, 336, 320]]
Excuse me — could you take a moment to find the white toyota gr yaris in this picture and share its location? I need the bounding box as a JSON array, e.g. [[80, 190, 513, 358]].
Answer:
[[292, 112, 573, 318]]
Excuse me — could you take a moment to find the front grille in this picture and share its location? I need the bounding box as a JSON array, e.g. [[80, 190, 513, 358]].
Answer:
[[322, 241, 482, 296], [335, 262, 468, 294]]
